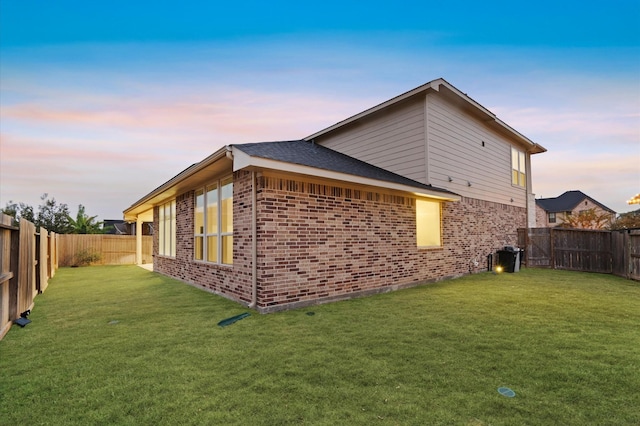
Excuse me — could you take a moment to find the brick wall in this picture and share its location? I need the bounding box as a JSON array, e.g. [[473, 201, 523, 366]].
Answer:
[[254, 175, 525, 312], [152, 172, 525, 313], [535, 204, 549, 227], [154, 171, 253, 305]]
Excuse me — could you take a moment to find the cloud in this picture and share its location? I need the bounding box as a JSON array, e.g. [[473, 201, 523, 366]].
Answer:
[[1, 87, 362, 140], [1, 38, 638, 219]]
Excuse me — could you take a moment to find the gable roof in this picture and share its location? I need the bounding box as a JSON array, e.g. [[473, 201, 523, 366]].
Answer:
[[304, 78, 547, 155], [536, 190, 616, 214], [232, 140, 459, 201]]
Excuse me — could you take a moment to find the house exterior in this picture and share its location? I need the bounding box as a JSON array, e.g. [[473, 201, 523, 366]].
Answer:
[[103, 220, 153, 235], [124, 78, 546, 313], [535, 190, 616, 228]]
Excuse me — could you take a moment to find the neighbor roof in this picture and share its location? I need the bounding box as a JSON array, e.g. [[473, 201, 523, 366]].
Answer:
[[536, 190, 616, 214], [232, 140, 459, 199]]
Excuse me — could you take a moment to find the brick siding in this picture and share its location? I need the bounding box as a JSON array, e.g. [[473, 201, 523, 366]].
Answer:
[[154, 171, 253, 305], [153, 171, 525, 313]]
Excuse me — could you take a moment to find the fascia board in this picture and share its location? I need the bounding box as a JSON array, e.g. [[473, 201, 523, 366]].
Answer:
[[304, 78, 547, 155], [124, 146, 231, 220], [304, 79, 442, 141]]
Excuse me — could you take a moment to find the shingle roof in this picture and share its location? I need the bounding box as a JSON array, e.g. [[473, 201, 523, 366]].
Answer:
[[233, 140, 458, 197], [536, 190, 616, 213]]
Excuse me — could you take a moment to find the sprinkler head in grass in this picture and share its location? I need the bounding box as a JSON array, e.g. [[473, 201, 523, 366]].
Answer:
[[498, 387, 516, 397]]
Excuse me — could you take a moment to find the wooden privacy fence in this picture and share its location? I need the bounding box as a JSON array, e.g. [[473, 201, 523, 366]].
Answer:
[[518, 227, 640, 280], [612, 230, 640, 280], [57, 234, 152, 266], [0, 214, 58, 340]]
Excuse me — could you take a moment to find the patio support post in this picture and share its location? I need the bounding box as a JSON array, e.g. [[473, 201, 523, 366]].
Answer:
[[136, 218, 143, 265]]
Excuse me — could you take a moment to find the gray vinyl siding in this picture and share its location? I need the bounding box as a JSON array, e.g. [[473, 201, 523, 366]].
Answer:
[[315, 91, 527, 207], [314, 95, 427, 184], [426, 93, 527, 207]]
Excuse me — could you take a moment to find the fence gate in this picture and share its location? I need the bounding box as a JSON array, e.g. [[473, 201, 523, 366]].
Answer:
[[613, 230, 640, 280], [522, 228, 552, 268], [630, 231, 640, 280]]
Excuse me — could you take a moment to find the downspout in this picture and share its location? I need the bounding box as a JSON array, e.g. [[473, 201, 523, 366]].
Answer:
[[249, 170, 258, 308], [525, 147, 536, 228]]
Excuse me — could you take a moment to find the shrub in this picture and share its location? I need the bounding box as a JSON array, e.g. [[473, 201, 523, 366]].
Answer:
[[71, 249, 101, 267]]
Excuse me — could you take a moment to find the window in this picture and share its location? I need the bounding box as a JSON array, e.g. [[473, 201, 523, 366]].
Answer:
[[511, 147, 526, 188], [416, 199, 441, 247], [158, 200, 176, 257], [194, 176, 233, 264], [548, 212, 556, 224]]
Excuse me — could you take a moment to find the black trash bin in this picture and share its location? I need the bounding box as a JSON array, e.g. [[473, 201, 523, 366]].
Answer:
[[496, 246, 520, 273]]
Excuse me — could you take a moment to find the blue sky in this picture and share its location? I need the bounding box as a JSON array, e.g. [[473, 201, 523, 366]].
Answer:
[[1, 0, 639, 219]]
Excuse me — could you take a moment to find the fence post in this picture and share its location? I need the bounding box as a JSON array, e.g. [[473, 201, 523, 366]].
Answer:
[[0, 214, 18, 339], [622, 229, 633, 280], [8, 225, 19, 323], [525, 227, 530, 267], [549, 227, 555, 269]]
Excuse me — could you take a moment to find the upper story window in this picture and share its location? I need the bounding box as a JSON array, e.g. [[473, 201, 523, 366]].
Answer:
[[194, 176, 233, 265], [416, 199, 442, 248], [548, 212, 556, 224], [511, 147, 526, 188], [158, 200, 176, 257]]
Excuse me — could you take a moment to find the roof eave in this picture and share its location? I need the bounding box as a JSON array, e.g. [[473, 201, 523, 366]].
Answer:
[[123, 146, 233, 221], [232, 147, 460, 202]]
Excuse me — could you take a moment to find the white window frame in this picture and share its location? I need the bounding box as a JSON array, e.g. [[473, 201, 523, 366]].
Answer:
[[511, 147, 526, 188], [158, 200, 176, 257], [194, 176, 233, 265]]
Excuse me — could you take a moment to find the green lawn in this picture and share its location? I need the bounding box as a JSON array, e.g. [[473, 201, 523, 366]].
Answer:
[[1, 266, 639, 425]]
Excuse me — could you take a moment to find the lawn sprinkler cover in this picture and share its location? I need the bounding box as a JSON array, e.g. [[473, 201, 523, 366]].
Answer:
[[498, 387, 516, 397]]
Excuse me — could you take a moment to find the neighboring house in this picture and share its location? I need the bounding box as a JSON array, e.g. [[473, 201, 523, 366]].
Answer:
[[535, 190, 616, 228], [124, 78, 546, 313], [104, 220, 153, 235], [104, 220, 132, 235]]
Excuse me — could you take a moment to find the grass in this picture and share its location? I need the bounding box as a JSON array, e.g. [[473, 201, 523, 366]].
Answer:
[[1, 266, 639, 425]]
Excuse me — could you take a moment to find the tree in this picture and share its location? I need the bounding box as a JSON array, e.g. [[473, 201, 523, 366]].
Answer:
[[558, 208, 612, 230], [36, 194, 72, 233], [1, 194, 75, 233], [610, 209, 640, 230], [0, 201, 33, 226], [67, 204, 106, 234]]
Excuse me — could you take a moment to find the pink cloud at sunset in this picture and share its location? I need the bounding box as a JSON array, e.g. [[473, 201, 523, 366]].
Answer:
[[1, 27, 637, 219]]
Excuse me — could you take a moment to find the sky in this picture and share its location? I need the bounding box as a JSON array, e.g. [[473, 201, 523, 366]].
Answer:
[[1, 0, 639, 220]]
